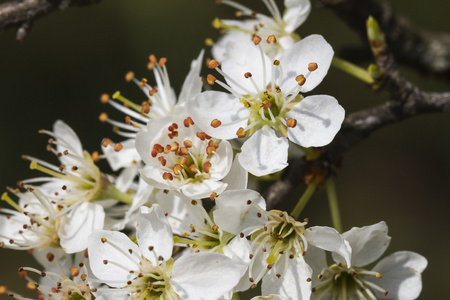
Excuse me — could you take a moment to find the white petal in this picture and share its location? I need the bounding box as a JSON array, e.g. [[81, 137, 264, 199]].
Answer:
[[53, 120, 83, 158], [368, 251, 427, 300], [212, 28, 255, 61], [136, 205, 173, 265], [178, 50, 204, 104], [187, 91, 250, 140], [335, 221, 391, 267], [171, 252, 245, 300], [287, 95, 345, 147], [209, 140, 234, 180], [221, 40, 272, 95], [283, 0, 311, 33], [114, 164, 138, 192], [239, 126, 289, 176], [222, 236, 251, 269], [278, 35, 333, 93], [179, 180, 228, 199], [59, 202, 105, 253], [213, 189, 266, 235], [262, 257, 312, 299], [135, 116, 172, 164], [102, 139, 141, 171], [251, 296, 287, 300], [88, 230, 141, 287], [303, 244, 328, 287], [304, 226, 352, 267], [139, 164, 174, 190], [222, 154, 248, 190]]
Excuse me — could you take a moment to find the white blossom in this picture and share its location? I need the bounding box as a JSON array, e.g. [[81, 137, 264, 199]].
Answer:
[[188, 35, 344, 176]]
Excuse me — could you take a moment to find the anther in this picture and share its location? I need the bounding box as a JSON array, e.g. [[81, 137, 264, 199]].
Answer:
[[191, 200, 198, 206], [211, 119, 222, 128], [125, 71, 134, 82], [100, 93, 109, 104], [240, 233, 245, 238], [208, 60, 220, 69], [273, 60, 280, 66], [236, 127, 246, 138], [308, 62, 318, 72], [267, 35, 277, 44], [286, 118, 297, 128], [307, 278, 312, 282], [296, 75, 306, 86], [114, 143, 123, 152], [276, 273, 281, 278], [253, 35, 262, 45], [247, 200, 252, 205], [207, 74, 216, 85], [101, 237, 107, 243], [244, 72, 252, 78], [210, 192, 217, 200]]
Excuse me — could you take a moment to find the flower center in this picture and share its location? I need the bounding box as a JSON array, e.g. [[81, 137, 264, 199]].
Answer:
[[152, 118, 221, 185], [312, 264, 388, 299]]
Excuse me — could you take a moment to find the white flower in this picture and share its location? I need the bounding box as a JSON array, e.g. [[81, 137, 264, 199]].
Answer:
[[136, 107, 234, 199], [88, 205, 244, 300], [99, 50, 204, 171], [188, 35, 344, 176], [213, 189, 351, 294], [17, 120, 133, 253], [212, 0, 311, 60], [309, 221, 427, 300]]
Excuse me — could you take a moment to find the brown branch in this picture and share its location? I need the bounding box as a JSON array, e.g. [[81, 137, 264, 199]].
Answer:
[[316, 0, 450, 76], [0, 0, 101, 40], [265, 15, 450, 209]]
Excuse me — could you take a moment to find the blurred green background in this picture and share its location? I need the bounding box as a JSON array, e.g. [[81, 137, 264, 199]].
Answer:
[[1, 0, 449, 298]]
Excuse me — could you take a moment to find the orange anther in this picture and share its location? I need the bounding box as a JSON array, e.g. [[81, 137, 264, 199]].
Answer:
[[114, 143, 123, 152], [158, 156, 167, 167], [179, 157, 188, 165], [184, 140, 193, 148], [26, 282, 37, 290], [206, 145, 216, 155], [184, 117, 194, 127], [179, 147, 189, 156], [170, 142, 179, 152], [158, 57, 167, 67], [267, 35, 277, 44], [236, 127, 246, 138], [207, 74, 217, 85], [204, 162, 212, 173], [208, 59, 220, 69], [100, 93, 109, 104], [162, 172, 173, 181], [196, 132, 206, 141], [173, 164, 183, 175], [102, 138, 112, 148], [125, 116, 131, 124], [211, 119, 222, 128], [244, 72, 252, 78], [149, 54, 157, 63], [308, 62, 318, 72], [70, 267, 80, 277], [149, 88, 158, 96], [92, 151, 100, 162], [253, 35, 262, 45], [46, 252, 55, 262], [125, 71, 134, 82], [99, 113, 108, 122], [296, 75, 306, 86], [210, 192, 217, 201], [273, 60, 280, 66], [286, 118, 297, 128], [189, 164, 198, 174], [141, 102, 150, 114]]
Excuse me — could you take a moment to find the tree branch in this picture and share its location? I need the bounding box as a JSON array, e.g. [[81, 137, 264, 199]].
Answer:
[[0, 0, 101, 40], [316, 0, 450, 76], [265, 13, 450, 209]]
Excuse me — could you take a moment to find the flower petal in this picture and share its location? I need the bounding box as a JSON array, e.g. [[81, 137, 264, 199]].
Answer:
[[283, 0, 311, 33], [59, 202, 105, 254], [278, 35, 333, 93], [221, 40, 272, 95], [368, 251, 427, 300], [287, 95, 345, 147], [239, 126, 289, 176], [262, 256, 312, 299], [171, 252, 245, 300], [179, 180, 228, 199], [334, 221, 391, 267], [136, 205, 173, 265], [178, 49, 204, 105], [222, 154, 248, 190], [214, 189, 266, 235], [102, 139, 141, 171], [88, 230, 141, 287], [304, 226, 352, 267], [187, 91, 250, 140]]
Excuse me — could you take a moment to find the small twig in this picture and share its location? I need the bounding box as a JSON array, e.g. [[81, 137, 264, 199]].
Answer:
[[0, 0, 102, 40], [265, 15, 450, 209], [316, 0, 450, 76]]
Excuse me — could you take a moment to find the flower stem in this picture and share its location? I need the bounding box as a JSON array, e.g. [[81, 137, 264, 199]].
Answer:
[[341, 273, 348, 300], [326, 178, 343, 233], [291, 182, 317, 219], [332, 56, 373, 84]]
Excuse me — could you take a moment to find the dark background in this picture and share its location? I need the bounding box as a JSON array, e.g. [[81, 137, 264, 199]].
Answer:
[[1, 0, 449, 298]]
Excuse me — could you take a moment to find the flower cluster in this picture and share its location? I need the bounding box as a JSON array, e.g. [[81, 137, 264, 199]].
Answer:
[[1, 1, 426, 299]]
